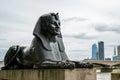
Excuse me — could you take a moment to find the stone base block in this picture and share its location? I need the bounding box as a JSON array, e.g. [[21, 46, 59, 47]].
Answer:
[[0, 69, 96, 80], [111, 73, 120, 80]]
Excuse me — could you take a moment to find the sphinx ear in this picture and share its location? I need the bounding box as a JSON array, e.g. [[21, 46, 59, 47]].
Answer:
[[56, 13, 59, 15], [56, 13, 59, 20]]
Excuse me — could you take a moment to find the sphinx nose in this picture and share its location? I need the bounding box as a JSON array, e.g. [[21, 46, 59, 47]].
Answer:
[[55, 21, 60, 28], [56, 24, 59, 29]]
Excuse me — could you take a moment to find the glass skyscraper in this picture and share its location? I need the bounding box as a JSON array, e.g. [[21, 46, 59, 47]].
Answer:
[[113, 47, 118, 61], [98, 41, 104, 60], [92, 43, 97, 60], [117, 45, 120, 60]]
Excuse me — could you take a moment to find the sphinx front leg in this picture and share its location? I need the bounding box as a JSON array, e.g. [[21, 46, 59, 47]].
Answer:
[[67, 60, 93, 69], [33, 60, 75, 69]]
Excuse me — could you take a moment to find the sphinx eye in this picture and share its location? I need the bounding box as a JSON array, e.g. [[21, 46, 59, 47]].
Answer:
[[54, 22, 58, 27], [58, 22, 61, 26], [51, 21, 60, 27]]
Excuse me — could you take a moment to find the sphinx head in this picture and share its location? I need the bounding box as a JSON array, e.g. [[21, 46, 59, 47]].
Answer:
[[40, 13, 61, 36], [33, 12, 62, 42]]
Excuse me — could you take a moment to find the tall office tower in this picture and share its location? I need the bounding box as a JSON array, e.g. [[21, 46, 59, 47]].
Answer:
[[114, 47, 116, 55], [117, 45, 120, 60], [98, 41, 104, 60], [92, 43, 98, 60], [113, 47, 118, 61]]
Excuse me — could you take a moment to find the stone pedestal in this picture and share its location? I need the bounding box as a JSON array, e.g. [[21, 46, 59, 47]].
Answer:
[[111, 72, 120, 80], [0, 69, 96, 80]]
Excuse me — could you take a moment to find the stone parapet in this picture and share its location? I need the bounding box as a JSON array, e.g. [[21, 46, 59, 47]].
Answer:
[[0, 69, 96, 80]]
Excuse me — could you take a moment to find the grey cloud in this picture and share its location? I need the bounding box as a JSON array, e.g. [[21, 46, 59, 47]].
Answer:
[[0, 24, 28, 34], [107, 44, 115, 48], [94, 24, 120, 33], [0, 10, 32, 26], [0, 38, 6, 41], [73, 33, 97, 39], [106, 43, 117, 48], [64, 33, 97, 39], [0, 10, 35, 34], [62, 17, 88, 22], [69, 49, 89, 52]]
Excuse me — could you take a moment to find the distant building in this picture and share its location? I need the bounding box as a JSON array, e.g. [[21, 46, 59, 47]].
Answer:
[[92, 43, 98, 60], [98, 41, 104, 60], [117, 45, 120, 60], [113, 56, 118, 61], [113, 47, 118, 61], [105, 58, 111, 61], [96, 52, 99, 60]]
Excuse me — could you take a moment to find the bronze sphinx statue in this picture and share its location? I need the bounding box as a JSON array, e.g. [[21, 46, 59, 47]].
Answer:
[[2, 13, 93, 70]]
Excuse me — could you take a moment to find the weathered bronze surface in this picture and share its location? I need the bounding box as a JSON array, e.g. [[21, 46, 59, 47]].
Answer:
[[2, 13, 93, 70]]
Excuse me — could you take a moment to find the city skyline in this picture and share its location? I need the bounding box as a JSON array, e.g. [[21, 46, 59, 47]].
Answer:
[[91, 42, 120, 61], [0, 0, 120, 60], [92, 41, 105, 60]]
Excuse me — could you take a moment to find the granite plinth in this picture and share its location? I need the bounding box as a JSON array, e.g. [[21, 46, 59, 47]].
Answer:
[[0, 69, 96, 80]]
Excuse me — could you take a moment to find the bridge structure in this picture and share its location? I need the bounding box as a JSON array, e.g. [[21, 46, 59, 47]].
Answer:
[[83, 60, 120, 67]]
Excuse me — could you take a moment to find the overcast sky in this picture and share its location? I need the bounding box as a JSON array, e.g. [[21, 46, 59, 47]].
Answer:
[[0, 0, 120, 60]]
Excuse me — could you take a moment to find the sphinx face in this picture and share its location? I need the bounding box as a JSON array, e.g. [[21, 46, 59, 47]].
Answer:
[[46, 14, 61, 35]]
